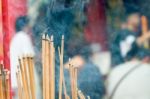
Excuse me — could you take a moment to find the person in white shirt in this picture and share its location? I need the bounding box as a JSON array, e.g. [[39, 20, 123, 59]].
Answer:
[[10, 16, 34, 98]]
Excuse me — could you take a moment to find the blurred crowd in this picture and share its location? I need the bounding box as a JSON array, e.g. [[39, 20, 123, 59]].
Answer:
[[9, 0, 150, 99]]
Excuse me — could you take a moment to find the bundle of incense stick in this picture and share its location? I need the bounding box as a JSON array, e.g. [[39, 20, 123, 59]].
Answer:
[[16, 34, 89, 99], [68, 61, 88, 99], [69, 64, 78, 99], [0, 62, 10, 99], [42, 34, 55, 99], [16, 55, 36, 99]]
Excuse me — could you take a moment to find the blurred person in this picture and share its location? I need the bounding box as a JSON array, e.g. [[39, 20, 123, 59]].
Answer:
[[106, 48, 150, 99], [64, 37, 105, 99], [111, 13, 150, 66], [10, 16, 34, 98]]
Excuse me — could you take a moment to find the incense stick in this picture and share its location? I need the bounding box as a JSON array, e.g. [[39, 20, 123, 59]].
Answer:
[[69, 64, 74, 99], [27, 55, 36, 99], [5, 70, 10, 99], [16, 71, 22, 99], [42, 34, 46, 99], [72, 66, 75, 99], [0, 63, 5, 99], [0, 63, 4, 99], [59, 35, 65, 99], [0, 64, 11, 99], [23, 56, 31, 98], [58, 46, 63, 99], [19, 58, 29, 99], [74, 68, 78, 99], [45, 34, 50, 99], [30, 56, 36, 99], [78, 90, 85, 99], [50, 35, 55, 99], [3, 70, 6, 99], [27, 56, 33, 99]]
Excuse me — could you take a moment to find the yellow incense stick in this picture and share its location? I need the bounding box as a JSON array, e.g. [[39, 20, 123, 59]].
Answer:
[[19, 58, 28, 99], [23, 56, 31, 98], [50, 35, 55, 99], [16, 72, 22, 99], [30, 56, 36, 99], [0, 63, 4, 99], [42, 34, 46, 99], [0, 73, 4, 99], [27, 56, 36, 99], [58, 46, 63, 99], [6, 71, 10, 99], [74, 68, 78, 99], [78, 90, 85, 99], [45, 34, 50, 99]]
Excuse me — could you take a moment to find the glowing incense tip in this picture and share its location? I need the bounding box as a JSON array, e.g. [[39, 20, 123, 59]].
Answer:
[[87, 96, 90, 99], [29, 54, 34, 58], [18, 56, 21, 59], [26, 54, 30, 58], [69, 58, 71, 62], [46, 34, 50, 40], [17, 66, 20, 72], [17, 65, 19, 69], [22, 54, 25, 58], [42, 34, 46, 39], [78, 90, 81, 93], [62, 35, 64, 40], [51, 35, 54, 41]]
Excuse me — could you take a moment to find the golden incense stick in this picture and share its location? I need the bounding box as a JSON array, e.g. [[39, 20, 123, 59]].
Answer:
[[45, 34, 50, 99], [74, 68, 78, 99], [23, 56, 31, 98], [27, 55, 36, 99], [0, 75, 3, 99], [5, 71, 10, 99], [16, 71, 22, 99], [0, 63, 5, 99], [58, 46, 63, 99], [50, 35, 55, 99], [78, 90, 85, 99], [42, 34, 46, 99], [30, 56, 36, 99], [19, 58, 29, 99], [59, 35, 65, 99], [69, 64, 74, 99]]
